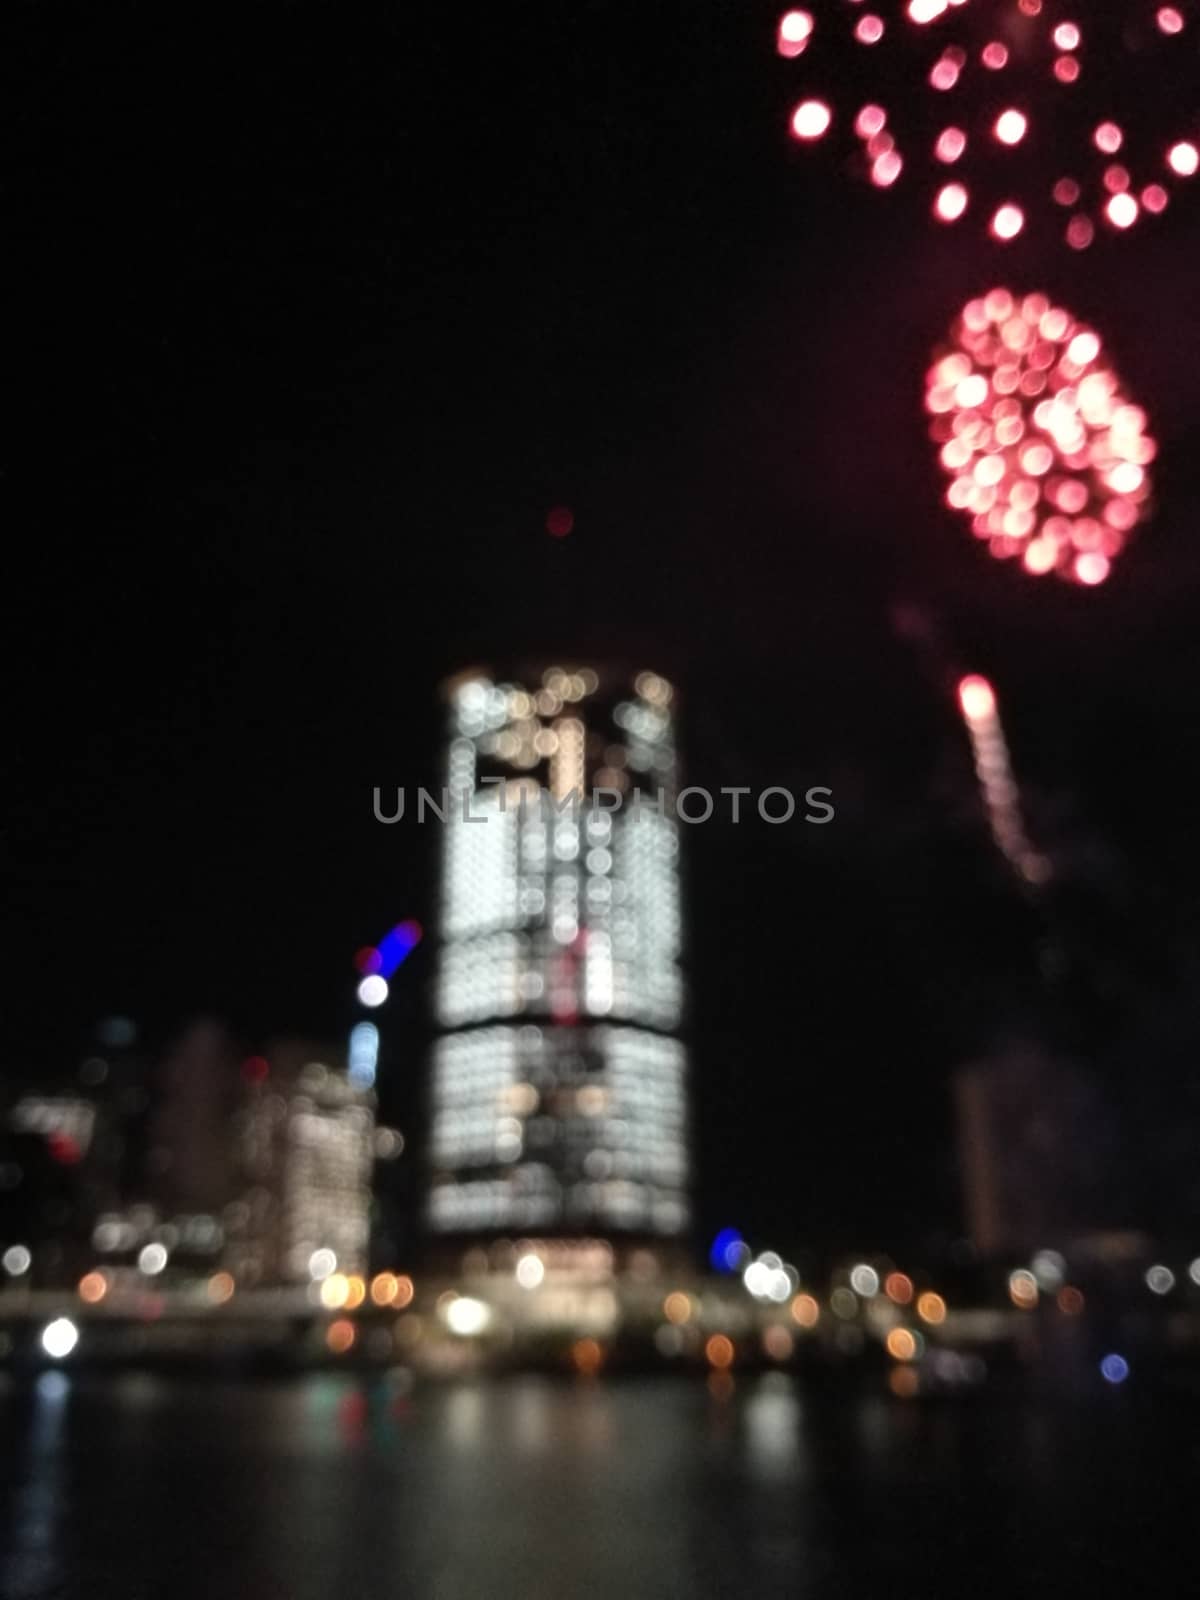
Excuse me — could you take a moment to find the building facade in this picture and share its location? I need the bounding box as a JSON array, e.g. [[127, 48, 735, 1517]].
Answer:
[[426, 665, 689, 1243], [224, 1040, 375, 1286]]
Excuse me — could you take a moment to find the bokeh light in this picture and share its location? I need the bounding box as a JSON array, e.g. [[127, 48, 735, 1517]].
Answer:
[[927, 290, 1155, 584], [777, 4, 1199, 244]]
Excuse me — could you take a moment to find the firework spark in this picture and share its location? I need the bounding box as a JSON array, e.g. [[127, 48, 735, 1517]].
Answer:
[[779, 3, 1200, 247], [927, 289, 1155, 585]]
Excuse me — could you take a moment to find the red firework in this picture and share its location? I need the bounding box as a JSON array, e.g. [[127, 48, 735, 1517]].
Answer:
[[927, 289, 1155, 585], [778, 3, 1200, 247]]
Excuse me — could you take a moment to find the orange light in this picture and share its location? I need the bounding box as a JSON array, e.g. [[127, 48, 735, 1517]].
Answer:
[[705, 1333, 735, 1369], [663, 1291, 692, 1325], [884, 1272, 914, 1305], [791, 1292, 820, 1327], [916, 1291, 947, 1325], [571, 1337, 604, 1376], [763, 1325, 795, 1361], [207, 1271, 235, 1305], [886, 1327, 918, 1361], [1057, 1285, 1086, 1315], [78, 1271, 108, 1304], [394, 1274, 415, 1309], [889, 1365, 920, 1398], [790, 100, 831, 141], [371, 1272, 399, 1306], [344, 1275, 366, 1310], [326, 1318, 356, 1354], [320, 1273, 350, 1309]]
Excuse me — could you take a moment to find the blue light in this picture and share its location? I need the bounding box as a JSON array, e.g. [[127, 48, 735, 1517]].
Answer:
[[348, 1021, 380, 1089], [1100, 1353, 1129, 1385], [710, 1227, 744, 1274], [376, 920, 422, 979]]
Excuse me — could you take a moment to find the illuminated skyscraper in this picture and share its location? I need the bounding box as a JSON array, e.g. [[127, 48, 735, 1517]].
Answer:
[[426, 666, 689, 1243], [225, 1041, 375, 1286]]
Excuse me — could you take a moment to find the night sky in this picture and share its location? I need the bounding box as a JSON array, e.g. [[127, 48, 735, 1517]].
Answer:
[[10, 2, 1200, 1259]]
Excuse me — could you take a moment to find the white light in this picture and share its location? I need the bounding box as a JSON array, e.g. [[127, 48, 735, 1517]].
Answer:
[[357, 975, 389, 1008], [515, 1253, 545, 1289], [308, 1248, 338, 1282], [445, 1295, 491, 1336], [1031, 1250, 1066, 1291], [766, 1268, 792, 1303], [1146, 1264, 1175, 1295], [742, 1261, 769, 1297], [138, 1242, 168, 1276], [41, 1317, 79, 1359], [3, 1244, 32, 1276], [850, 1264, 880, 1298], [1189, 1258, 1200, 1287]]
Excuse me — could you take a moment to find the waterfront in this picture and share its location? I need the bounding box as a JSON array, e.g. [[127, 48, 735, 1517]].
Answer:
[[1, 1371, 1193, 1598]]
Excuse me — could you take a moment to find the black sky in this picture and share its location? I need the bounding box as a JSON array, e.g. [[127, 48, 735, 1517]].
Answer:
[[9, 2, 1200, 1257]]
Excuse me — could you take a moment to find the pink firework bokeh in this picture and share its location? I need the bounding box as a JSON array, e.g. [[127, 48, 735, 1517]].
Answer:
[[779, 2, 1200, 247], [927, 289, 1155, 585]]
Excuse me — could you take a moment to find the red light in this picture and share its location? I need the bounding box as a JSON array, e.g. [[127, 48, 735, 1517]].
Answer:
[[545, 505, 575, 538], [47, 1133, 82, 1166], [934, 183, 968, 222], [1143, 184, 1170, 214], [982, 41, 1009, 70], [855, 15, 884, 45], [791, 100, 831, 140], [1053, 178, 1080, 206], [777, 10, 813, 57], [854, 105, 886, 139], [1066, 215, 1094, 249], [1094, 122, 1123, 154], [958, 676, 996, 722], [1157, 7, 1184, 34], [1053, 23, 1080, 50], [935, 127, 966, 164], [1054, 55, 1081, 83], [1106, 192, 1138, 228], [1075, 553, 1110, 585], [871, 150, 903, 187], [991, 204, 1024, 240], [242, 1055, 270, 1083], [927, 291, 1154, 585], [929, 57, 960, 91], [1168, 141, 1199, 176], [994, 110, 1028, 146], [1103, 165, 1131, 194], [354, 945, 382, 974]]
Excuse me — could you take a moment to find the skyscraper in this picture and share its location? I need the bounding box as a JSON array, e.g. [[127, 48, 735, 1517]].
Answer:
[[426, 665, 689, 1247]]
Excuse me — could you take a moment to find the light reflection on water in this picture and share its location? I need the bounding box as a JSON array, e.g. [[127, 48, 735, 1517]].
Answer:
[[0, 1370, 1191, 1598]]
